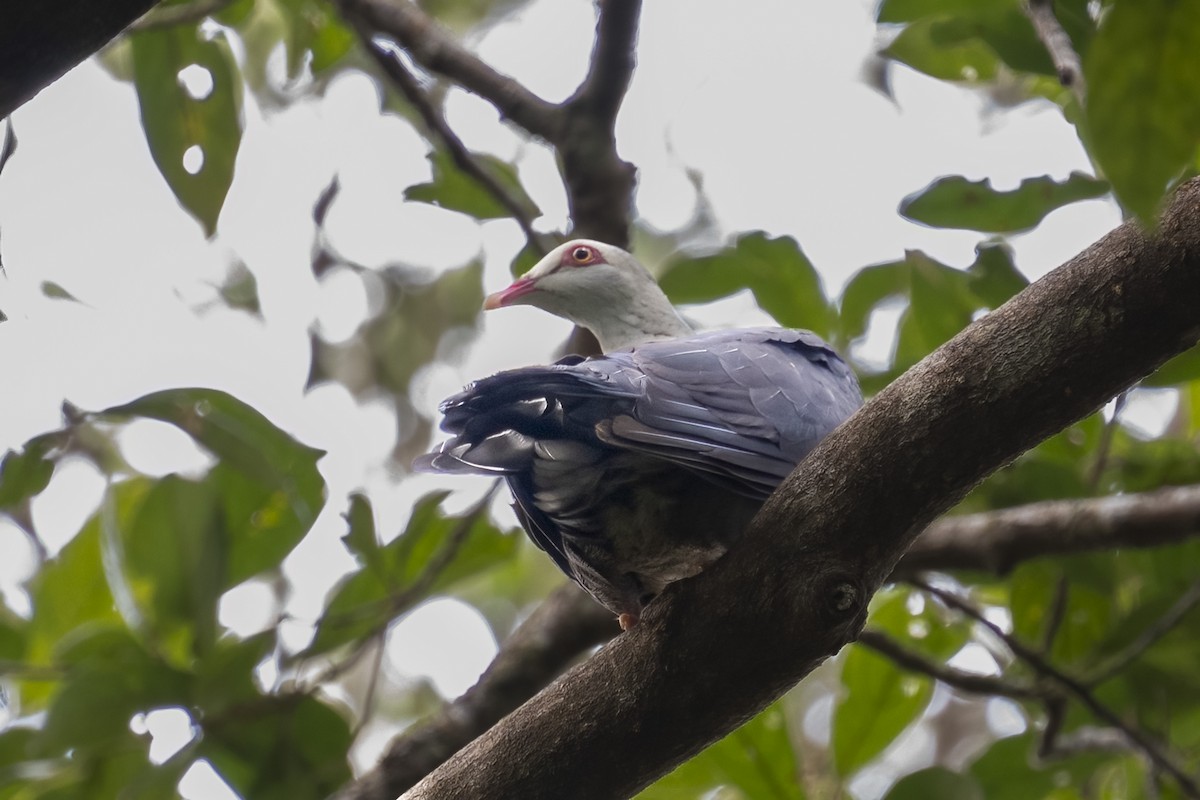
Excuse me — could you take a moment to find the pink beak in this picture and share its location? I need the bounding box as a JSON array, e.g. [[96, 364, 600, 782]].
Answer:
[[483, 276, 538, 310]]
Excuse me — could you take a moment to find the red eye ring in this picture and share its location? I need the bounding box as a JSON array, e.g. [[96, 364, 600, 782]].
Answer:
[[567, 245, 597, 265]]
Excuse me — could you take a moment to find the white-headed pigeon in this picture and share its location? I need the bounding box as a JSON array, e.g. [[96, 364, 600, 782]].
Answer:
[[415, 240, 861, 629]]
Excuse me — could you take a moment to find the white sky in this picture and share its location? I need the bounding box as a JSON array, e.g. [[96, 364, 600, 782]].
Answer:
[[0, 0, 1128, 795]]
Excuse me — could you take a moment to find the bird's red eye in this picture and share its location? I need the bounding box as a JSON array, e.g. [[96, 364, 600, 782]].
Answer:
[[569, 245, 596, 265]]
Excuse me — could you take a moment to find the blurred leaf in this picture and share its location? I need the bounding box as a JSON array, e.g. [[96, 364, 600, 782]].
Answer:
[[883, 16, 998, 82], [509, 237, 545, 277], [38, 628, 190, 756], [660, 232, 835, 337], [838, 261, 909, 343], [1083, 0, 1200, 222], [966, 242, 1027, 308], [341, 492, 390, 586], [217, 261, 262, 316], [131, 24, 243, 236], [900, 173, 1109, 233], [194, 630, 276, 716], [99, 388, 326, 527], [638, 703, 802, 800], [930, 8, 1054, 76], [885, 767, 984, 800], [0, 437, 57, 509], [0, 605, 26, 661], [121, 475, 224, 662], [208, 460, 313, 586], [894, 251, 976, 369], [40, 281, 82, 302], [277, 0, 356, 78], [406, 149, 539, 221], [878, 0, 1012, 23], [0, 119, 16, 177], [834, 592, 949, 776], [1143, 343, 1200, 387], [202, 695, 351, 799], [307, 491, 516, 656], [970, 733, 1106, 800]]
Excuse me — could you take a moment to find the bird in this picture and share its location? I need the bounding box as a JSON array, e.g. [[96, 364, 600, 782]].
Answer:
[[414, 239, 862, 629]]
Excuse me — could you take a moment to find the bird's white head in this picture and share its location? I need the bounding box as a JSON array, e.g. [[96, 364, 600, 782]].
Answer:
[[483, 239, 692, 352]]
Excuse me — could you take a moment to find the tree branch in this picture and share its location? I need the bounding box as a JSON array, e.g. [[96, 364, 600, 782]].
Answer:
[[567, 0, 642, 128], [1, 0, 161, 119], [399, 177, 1200, 798], [334, 583, 616, 800], [858, 630, 1041, 700], [899, 485, 1200, 575], [334, 0, 562, 141], [354, 31, 549, 257], [1024, 0, 1085, 99]]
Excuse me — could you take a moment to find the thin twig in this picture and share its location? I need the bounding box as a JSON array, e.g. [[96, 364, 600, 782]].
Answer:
[[1040, 574, 1070, 654], [1084, 579, 1200, 686], [356, 32, 548, 257], [1024, 0, 1086, 101], [351, 634, 387, 738], [1088, 390, 1128, 490], [912, 578, 1200, 798], [335, 0, 562, 141], [858, 630, 1042, 700], [130, 0, 238, 32]]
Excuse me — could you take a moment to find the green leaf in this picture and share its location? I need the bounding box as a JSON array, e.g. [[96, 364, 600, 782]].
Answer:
[[970, 733, 1106, 800], [1083, 0, 1200, 222], [659, 232, 835, 337], [202, 695, 351, 799], [834, 592, 950, 776], [99, 388, 326, 528], [41, 281, 83, 302], [885, 767, 984, 800], [884, 16, 998, 82], [894, 251, 976, 369], [342, 492, 386, 578], [638, 703, 802, 800], [0, 436, 58, 509], [131, 25, 243, 236], [0, 605, 25, 661], [121, 475, 225, 662], [838, 261, 910, 343], [276, 0, 356, 78], [38, 628, 191, 756], [194, 630, 276, 716], [966, 242, 1027, 308], [1143, 342, 1200, 387], [405, 149, 539, 221], [308, 491, 516, 656], [900, 173, 1109, 233], [878, 0, 1012, 24]]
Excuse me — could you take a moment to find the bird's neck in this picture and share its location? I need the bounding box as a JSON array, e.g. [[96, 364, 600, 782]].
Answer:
[[585, 286, 693, 352]]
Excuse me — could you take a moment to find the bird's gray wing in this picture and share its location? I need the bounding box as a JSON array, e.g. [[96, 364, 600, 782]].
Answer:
[[589, 328, 862, 499]]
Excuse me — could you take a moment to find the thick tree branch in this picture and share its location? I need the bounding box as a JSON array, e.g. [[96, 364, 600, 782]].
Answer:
[[1, 0, 161, 119], [567, 0, 641, 128], [899, 485, 1200, 575], [334, 0, 562, 142], [401, 180, 1200, 799], [333, 584, 616, 800]]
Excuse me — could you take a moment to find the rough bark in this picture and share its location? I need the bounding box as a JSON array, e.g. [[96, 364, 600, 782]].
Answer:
[[400, 180, 1200, 799], [1, 1, 160, 119]]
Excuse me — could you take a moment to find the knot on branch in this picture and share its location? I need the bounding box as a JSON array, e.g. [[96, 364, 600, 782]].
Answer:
[[823, 578, 865, 621]]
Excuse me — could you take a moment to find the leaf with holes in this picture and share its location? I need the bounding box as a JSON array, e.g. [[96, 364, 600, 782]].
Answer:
[[900, 173, 1109, 233], [131, 24, 243, 236]]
